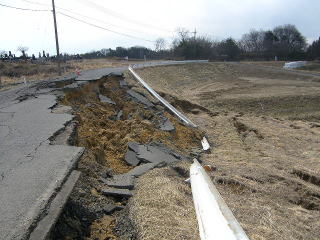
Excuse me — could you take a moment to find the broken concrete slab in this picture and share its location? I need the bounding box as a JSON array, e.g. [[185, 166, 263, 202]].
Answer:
[[0, 94, 84, 240], [159, 118, 175, 131], [128, 142, 141, 153], [110, 70, 124, 77], [75, 67, 126, 81], [77, 81, 89, 86], [126, 89, 154, 108], [101, 169, 113, 179], [99, 94, 116, 105], [137, 145, 180, 164], [105, 174, 135, 190], [127, 161, 164, 177], [101, 188, 133, 198], [103, 203, 124, 214], [119, 79, 128, 88], [126, 142, 183, 165], [51, 105, 73, 114], [124, 149, 140, 166], [63, 82, 78, 89], [29, 171, 81, 240]]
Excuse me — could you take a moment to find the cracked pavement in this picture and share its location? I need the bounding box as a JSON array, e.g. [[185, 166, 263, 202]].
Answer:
[[0, 62, 203, 240], [0, 77, 85, 240]]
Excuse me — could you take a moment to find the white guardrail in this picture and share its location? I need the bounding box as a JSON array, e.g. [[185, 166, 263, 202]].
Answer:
[[128, 65, 197, 127], [131, 60, 209, 69], [128, 62, 250, 240], [191, 159, 250, 240]]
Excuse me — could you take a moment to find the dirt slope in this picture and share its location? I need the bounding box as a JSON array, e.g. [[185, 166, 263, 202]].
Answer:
[[52, 76, 203, 240]]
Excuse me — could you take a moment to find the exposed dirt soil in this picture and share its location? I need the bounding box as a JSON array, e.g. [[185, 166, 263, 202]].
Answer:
[[128, 63, 320, 240], [51, 76, 204, 239]]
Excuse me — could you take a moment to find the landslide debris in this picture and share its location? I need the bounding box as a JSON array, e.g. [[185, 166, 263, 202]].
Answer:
[[51, 75, 204, 239]]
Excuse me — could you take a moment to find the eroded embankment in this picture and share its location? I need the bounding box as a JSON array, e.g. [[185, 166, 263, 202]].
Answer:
[[50, 76, 204, 239]]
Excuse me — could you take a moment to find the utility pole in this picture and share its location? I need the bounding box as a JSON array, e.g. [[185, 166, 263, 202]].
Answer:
[[52, 0, 61, 75], [192, 28, 197, 39]]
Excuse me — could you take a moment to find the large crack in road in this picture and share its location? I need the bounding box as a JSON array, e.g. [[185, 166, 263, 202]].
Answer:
[[50, 75, 205, 239]]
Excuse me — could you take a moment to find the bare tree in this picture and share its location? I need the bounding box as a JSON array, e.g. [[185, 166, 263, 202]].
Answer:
[[154, 38, 166, 52], [307, 37, 320, 59], [0, 50, 7, 58], [177, 28, 190, 42], [240, 29, 265, 53], [17, 46, 29, 58], [273, 24, 306, 54], [100, 48, 110, 56]]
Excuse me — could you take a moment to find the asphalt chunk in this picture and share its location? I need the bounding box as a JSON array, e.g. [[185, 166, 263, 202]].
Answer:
[[126, 162, 163, 177], [98, 94, 116, 105], [105, 174, 135, 190], [126, 89, 154, 108], [159, 118, 175, 131], [101, 188, 133, 198], [124, 149, 140, 166], [119, 79, 128, 88], [103, 203, 124, 214]]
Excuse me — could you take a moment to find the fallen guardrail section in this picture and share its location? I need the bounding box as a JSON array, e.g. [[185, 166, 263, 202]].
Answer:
[[190, 159, 250, 240], [128, 66, 197, 127]]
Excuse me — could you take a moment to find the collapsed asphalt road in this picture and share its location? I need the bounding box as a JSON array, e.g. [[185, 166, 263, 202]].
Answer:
[[0, 61, 206, 240], [50, 75, 204, 239], [0, 80, 84, 239], [0, 66, 129, 240]]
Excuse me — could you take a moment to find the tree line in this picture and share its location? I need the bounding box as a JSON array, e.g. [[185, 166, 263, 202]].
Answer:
[[82, 24, 319, 61], [171, 24, 319, 61], [1, 24, 319, 62]]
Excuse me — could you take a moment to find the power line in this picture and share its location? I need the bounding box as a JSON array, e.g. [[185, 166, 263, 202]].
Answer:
[[18, 0, 48, 7], [17, 0, 163, 36], [0, 2, 157, 43], [0, 2, 50, 11], [56, 7, 159, 36], [58, 12, 155, 43], [78, 0, 173, 33]]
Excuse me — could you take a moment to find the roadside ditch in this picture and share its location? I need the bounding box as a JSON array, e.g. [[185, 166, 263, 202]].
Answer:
[[49, 75, 205, 239]]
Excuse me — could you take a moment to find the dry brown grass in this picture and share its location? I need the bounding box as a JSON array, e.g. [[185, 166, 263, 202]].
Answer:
[[132, 63, 320, 240], [135, 63, 320, 121], [129, 161, 199, 240], [188, 112, 320, 240], [243, 60, 320, 74], [0, 58, 151, 89], [242, 61, 286, 68]]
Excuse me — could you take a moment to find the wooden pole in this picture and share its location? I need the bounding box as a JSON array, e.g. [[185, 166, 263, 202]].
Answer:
[[52, 0, 61, 75]]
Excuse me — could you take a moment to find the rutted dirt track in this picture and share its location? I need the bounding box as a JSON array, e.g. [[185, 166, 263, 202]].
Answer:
[[50, 76, 204, 239], [132, 63, 320, 240]]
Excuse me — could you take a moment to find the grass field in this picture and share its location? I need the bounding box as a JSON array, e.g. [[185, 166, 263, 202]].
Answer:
[[243, 60, 320, 73], [127, 63, 320, 240], [0, 58, 147, 89], [2, 60, 319, 239]]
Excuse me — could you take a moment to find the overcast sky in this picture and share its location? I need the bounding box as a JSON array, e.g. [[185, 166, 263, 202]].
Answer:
[[0, 0, 319, 56]]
